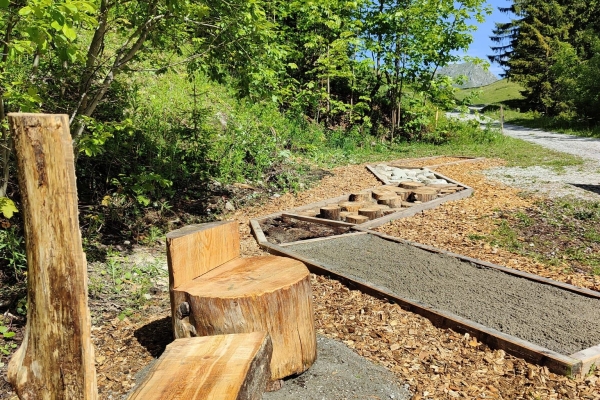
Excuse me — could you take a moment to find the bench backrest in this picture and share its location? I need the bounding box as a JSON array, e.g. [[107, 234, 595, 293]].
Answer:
[[166, 221, 240, 289]]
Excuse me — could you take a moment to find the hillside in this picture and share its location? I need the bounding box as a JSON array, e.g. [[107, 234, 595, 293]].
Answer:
[[455, 79, 525, 105], [436, 62, 498, 88]]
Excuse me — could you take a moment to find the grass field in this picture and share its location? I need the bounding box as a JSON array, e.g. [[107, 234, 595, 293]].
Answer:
[[456, 79, 524, 105]]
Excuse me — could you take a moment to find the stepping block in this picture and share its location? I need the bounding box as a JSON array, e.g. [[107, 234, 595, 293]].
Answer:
[[129, 332, 272, 400], [167, 222, 317, 381]]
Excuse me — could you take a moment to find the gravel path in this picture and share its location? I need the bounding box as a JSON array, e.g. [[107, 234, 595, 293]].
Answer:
[[487, 124, 600, 199], [447, 110, 600, 199], [501, 124, 600, 162]]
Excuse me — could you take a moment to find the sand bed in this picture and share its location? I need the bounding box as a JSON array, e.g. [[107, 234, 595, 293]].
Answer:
[[288, 234, 600, 355]]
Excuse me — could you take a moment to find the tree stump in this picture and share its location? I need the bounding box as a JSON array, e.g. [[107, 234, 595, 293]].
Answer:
[[378, 195, 402, 208], [349, 191, 371, 202], [172, 255, 317, 380], [358, 207, 382, 220], [129, 333, 273, 400], [387, 187, 411, 200], [412, 188, 438, 202], [371, 189, 392, 200], [339, 211, 351, 221], [7, 114, 97, 399], [320, 205, 341, 220], [399, 181, 424, 190], [339, 201, 363, 213], [346, 215, 369, 224]]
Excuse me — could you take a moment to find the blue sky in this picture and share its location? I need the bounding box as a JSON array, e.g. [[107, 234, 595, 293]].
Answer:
[[462, 0, 514, 77]]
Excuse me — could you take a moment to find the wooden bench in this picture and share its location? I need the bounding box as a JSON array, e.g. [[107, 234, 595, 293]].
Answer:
[[129, 332, 272, 400], [166, 221, 317, 382]]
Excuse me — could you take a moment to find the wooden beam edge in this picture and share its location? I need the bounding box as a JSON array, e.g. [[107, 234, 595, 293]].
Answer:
[[359, 188, 474, 229], [570, 344, 600, 376], [250, 219, 268, 245], [258, 241, 581, 376]]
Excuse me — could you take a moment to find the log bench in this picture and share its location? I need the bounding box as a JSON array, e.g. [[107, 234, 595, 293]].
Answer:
[[166, 221, 317, 382], [129, 332, 273, 400]]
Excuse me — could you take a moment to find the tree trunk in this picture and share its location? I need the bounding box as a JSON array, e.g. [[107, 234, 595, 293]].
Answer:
[[7, 114, 97, 400], [172, 255, 316, 381], [129, 333, 273, 400]]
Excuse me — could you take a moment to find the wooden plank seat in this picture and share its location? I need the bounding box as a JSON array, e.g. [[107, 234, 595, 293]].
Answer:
[[129, 332, 272, 400], [166, 221, 317, 382]]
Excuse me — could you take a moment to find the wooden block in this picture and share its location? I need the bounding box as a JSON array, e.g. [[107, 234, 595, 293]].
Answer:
[[346, 215, 370, 224], [412, 188, 438, 202], [167, 221, 240, 289], [320, 205, 341, 221], [349, 191, 371, 202], [371, 189, 393, 200], [173, 255, 316, 380], [387, 187, 411, 200], [358, 207, 382, 220], [401, 201, 414, 207], [399, 181, 424, 190], [339, 201, 363, 213], [129, 333, 273, 400], [378, 195, 402, 208]]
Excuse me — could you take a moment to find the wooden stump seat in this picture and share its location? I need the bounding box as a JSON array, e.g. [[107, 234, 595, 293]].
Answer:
[[167, 221, 317, 382], [129, 332, 273, 400]]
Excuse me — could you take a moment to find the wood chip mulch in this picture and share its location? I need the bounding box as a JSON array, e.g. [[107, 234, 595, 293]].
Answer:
[[2, 157, 600, 399]]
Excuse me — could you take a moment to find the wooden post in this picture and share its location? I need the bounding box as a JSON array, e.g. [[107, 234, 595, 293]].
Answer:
[[7, 114, 97, 399], [500, 105, 504, 133]]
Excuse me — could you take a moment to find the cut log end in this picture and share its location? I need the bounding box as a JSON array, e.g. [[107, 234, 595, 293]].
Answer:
[[320, 206, 341, 221], [346, 215, 370, 224], [358, 208, 382, 221], [399, 181, 424, 190], [349, 191, 371, 202]]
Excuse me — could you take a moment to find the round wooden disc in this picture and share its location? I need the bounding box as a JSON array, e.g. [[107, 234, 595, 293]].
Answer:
[[399, 181, 424, 190]]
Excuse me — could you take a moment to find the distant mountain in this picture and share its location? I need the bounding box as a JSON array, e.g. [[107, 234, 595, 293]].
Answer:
[[435, 62, 498, 89]]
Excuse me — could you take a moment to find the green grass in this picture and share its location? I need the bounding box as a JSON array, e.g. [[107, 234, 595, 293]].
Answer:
[[308, 122, 583, 170], [456, 79, 524, 105]]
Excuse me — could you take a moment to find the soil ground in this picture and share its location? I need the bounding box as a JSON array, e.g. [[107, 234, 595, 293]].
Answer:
[[2, 158, 600, 399]]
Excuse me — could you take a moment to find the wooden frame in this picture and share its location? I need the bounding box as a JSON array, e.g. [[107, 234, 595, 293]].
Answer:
[[250, 170, 473, 244], [253, 232, 600, 377]]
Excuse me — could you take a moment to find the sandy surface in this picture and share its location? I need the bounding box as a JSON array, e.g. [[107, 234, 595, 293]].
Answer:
[[289, 234, 600, 355]]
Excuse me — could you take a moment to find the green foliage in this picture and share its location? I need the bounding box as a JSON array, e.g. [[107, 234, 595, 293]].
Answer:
[[490, 0, 600, 124], [456, 79, 525, 105], [0, 226, 27, 281], [0, 197, 17, 219]]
